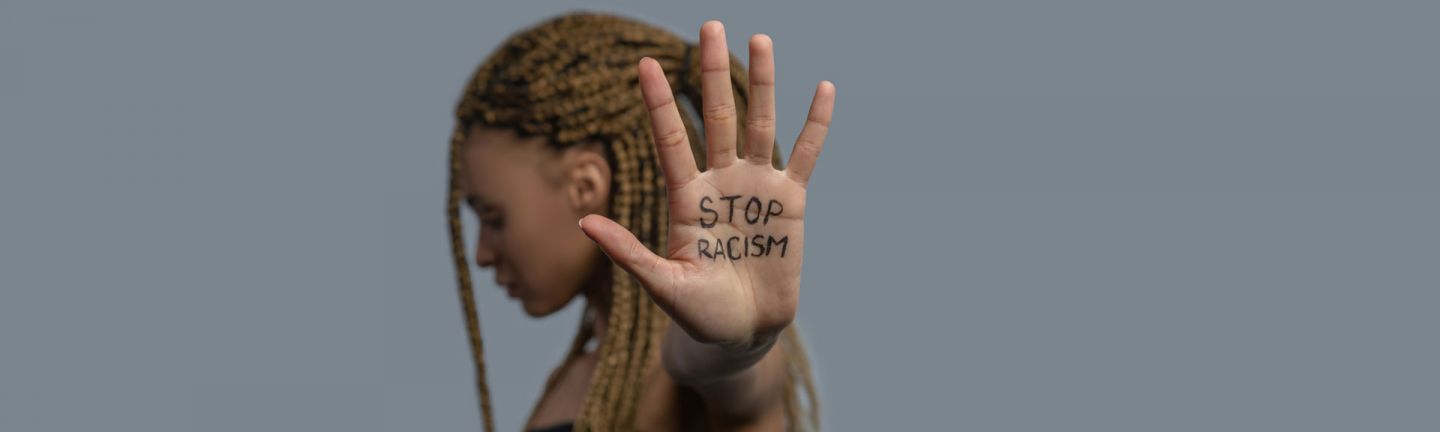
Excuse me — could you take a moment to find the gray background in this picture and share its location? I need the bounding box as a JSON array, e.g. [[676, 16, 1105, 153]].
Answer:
[[2, 0, 1436, 430]]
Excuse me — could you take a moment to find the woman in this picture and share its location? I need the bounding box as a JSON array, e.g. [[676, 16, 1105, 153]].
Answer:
[[445, 12, 836, 431]]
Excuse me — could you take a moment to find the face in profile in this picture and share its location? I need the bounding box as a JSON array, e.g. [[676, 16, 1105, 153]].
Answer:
[[458, 126, 612, 317]]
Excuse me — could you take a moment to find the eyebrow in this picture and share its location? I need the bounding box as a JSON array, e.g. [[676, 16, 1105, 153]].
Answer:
[[465, 195, 494, 213]]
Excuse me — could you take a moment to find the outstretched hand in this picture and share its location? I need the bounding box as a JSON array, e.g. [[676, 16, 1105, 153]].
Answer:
[[579, 21, 835, 347]]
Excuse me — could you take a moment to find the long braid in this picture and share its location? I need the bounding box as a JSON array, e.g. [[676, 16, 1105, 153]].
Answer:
[[448, 12, 819, 431], [447, 128, 495, 432]]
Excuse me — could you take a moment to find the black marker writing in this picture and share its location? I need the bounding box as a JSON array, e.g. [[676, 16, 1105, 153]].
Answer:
[[744, 197, 763, 224], [698, 234, 790, 261], [767, 235, 789, 257], [719, 195, 741, 224], [726, 237, 742, 260], [698, 239, 713, 259], [695, 194, 792, 261], [699, 196, 718, 228], [765, 199, 782, 224], [697, 194, 786, 226]]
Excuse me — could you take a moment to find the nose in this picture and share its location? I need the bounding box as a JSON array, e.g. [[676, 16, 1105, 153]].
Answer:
[[474, 230, 513, 287], [474, 230, 498, 268]]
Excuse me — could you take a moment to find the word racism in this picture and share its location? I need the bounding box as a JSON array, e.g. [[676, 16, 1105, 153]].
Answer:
[[696, 195, 790, 261]]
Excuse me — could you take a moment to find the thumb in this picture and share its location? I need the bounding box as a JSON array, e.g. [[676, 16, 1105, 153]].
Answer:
[[578, 214, 673, 297]]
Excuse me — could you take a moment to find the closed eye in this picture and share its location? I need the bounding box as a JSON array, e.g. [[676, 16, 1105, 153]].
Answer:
[[466, 196, 504, 229]]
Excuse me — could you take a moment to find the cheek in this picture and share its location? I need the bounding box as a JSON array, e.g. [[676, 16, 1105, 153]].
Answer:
[[510, 202, 597, 302]]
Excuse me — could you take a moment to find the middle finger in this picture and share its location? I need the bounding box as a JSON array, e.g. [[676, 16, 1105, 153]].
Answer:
[[699, 20, 738, 169]]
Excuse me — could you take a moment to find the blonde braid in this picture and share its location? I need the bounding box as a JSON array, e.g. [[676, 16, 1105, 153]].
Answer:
[[448, 11, 819, 431], [446, 127, 495, 432]]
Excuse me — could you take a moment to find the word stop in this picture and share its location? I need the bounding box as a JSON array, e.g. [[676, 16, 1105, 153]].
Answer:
[[696, 195, 790, 261]]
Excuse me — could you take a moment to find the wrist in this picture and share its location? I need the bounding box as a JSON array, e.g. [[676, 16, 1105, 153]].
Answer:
[[714, 328, 781, 356], [662, 323, 782, 386]]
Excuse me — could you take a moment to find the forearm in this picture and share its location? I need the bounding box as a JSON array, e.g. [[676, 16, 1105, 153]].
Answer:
[[662, 322, 787, 421]]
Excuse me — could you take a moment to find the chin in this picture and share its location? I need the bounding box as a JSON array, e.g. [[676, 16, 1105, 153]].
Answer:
[[520, 299, 565, 318]]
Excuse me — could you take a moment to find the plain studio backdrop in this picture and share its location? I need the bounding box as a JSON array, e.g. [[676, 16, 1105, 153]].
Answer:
[[2, 1, 1436, 430]]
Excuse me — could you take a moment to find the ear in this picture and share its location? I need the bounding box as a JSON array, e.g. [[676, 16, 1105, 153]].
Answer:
[[563, 147, 611, 215]]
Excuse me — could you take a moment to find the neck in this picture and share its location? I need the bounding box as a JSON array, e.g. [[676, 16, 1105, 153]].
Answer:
[[580, 258, 614, 352]]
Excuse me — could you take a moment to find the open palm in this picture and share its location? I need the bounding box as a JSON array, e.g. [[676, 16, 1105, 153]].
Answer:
[[580, 21, 835, 346]]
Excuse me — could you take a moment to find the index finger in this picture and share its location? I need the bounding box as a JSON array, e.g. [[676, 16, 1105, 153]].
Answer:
[[638, 57, 700, 189]]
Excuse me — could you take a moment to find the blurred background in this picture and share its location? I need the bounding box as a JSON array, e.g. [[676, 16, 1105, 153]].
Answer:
[[2, 1, 1437, 430]]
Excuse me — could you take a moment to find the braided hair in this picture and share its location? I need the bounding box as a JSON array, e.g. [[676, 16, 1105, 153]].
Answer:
[[446, 11, 819, 431]]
